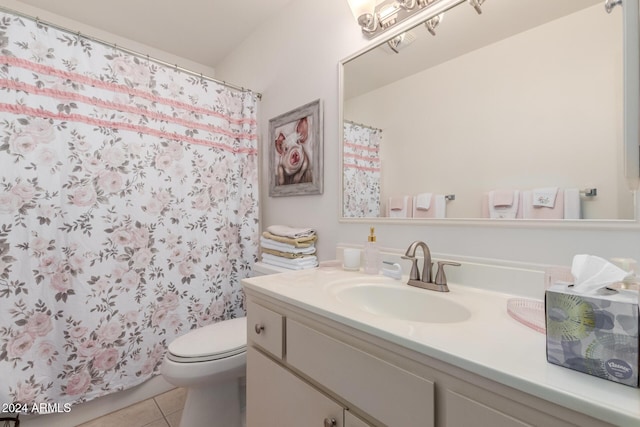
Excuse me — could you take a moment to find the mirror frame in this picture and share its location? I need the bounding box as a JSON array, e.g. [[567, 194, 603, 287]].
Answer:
[[338, 0, 640, 230]]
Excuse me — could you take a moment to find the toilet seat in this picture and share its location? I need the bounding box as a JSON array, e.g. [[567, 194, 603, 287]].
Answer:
[[167, 317, 246, 363]]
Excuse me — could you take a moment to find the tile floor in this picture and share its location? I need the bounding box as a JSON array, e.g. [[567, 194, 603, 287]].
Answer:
[[77, 387, 186, 427]]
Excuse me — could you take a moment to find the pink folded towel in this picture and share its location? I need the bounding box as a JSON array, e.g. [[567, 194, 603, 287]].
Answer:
[[389, 196, 405, 211], [492, 189, 515, 207]]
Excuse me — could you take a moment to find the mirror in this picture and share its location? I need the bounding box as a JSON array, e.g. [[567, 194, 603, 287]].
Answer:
[[341, 0, 638, 221]]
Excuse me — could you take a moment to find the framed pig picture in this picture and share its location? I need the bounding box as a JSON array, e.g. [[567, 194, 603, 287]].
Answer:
[[269, 99, 323, 197]]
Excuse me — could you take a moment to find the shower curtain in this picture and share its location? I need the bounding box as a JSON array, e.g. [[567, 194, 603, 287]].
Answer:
[[343, 122, 382, 217], [0, 12, 259, 408]]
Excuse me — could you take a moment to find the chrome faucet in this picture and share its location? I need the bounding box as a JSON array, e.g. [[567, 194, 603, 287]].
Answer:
[[401, 241, 460, 292]]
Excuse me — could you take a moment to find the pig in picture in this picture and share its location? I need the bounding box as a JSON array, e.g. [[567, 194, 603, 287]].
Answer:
[[274, 116, 313, 186]]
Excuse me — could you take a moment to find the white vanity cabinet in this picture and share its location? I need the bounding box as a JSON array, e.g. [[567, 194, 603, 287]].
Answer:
[[245, 293, 616, 427]]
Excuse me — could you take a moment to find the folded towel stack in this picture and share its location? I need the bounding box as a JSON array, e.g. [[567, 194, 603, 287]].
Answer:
[[260, 225, 318, 270]]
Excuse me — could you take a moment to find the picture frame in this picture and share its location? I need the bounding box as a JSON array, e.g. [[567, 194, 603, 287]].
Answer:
[[269, 99, 323, 197]]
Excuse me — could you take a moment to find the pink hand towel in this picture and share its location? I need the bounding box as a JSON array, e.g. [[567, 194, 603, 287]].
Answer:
[[492, 189, 515, 207], [389, 196, 405, 210]]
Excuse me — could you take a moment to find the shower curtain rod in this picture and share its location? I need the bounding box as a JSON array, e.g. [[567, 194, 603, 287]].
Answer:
[[344, 119, 381, 131], [0, 5, 262, 100]]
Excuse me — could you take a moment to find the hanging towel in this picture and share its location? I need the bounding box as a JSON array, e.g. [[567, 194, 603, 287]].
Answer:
[[387, 196, 412, 218], [521, 190, 564, 219], [492, 189, 516, 207], [488, 190, 519, 219], [412, 194, 446, 218], [415, 193, 433, 210], [388, 196, 405, 210], [260, 236, 316, 254], [262, 231, 317, 247], [532, 187, 558, 208], [563, 188, 581, 219], [266, 225, 316, 239]]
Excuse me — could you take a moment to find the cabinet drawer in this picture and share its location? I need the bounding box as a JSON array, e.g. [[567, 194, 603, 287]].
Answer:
[[445, 390, 531, 427], [286, 319, 434, 427], [247, 301, 284, 359]]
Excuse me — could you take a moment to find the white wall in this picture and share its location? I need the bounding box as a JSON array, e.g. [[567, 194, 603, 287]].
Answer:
[[216, 0, 640, 267], [0, 0, 216, 78], [346, 5, 630, 220]]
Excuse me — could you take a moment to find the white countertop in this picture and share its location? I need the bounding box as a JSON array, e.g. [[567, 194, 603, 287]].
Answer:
[[243, 265, 640, 427]]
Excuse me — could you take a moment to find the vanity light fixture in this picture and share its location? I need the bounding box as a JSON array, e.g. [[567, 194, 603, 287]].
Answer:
[[605, 0, 623, 13], [347, 0, 482, 39], [425, 13, 443, 35], [468, 0, 485, 15]]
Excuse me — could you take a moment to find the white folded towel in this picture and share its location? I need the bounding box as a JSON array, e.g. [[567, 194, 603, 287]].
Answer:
[[412, 194, 446, 218], [532, 187, 558, 208], [488, 190, 519, 219], [260, 237, 316, 254], [261, 253, 318, 270], [563, 188, 581, 219], [415, 193, 432, 210], [262, 253, 317, 265], [266, 225, 316, 239]]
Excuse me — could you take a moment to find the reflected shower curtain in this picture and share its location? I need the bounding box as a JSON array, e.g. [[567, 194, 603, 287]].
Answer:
[[0, 12, 258, 407], [343, 122, 381, 217]]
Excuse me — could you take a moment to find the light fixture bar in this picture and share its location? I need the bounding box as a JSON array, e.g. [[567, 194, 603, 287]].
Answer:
[[355, 0, 466, 39]]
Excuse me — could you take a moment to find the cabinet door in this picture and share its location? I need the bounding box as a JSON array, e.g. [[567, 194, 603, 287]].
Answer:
[[446, 390, 532, 427], [286, 319, 434, 427], [247, 301, 285, 359], [247, 346, 344, 427], [345, 411, 374, 427]]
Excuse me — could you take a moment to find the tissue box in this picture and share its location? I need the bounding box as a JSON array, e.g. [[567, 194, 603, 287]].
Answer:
[[545, 283, 639, 387]]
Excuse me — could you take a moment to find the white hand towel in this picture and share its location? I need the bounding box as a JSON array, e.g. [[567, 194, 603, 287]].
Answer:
[[532, 187, 558, 208], [266, 225, 316, 239], [563, 188, 581, 219], [433, 194, 446, 218], [415, 193, 432, 210], [261, 253, 318, 270], [488, 190, 519, 219], [262, 253, 318, 265]]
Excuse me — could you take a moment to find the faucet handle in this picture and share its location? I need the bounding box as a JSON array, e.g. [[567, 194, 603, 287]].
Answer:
[[401, 255, 420, 280], [434, 261, 461, 286]]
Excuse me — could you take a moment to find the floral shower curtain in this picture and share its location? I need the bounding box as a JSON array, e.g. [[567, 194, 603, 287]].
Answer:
[[0, 12, 259, 408], [343, 122, 381, 217]]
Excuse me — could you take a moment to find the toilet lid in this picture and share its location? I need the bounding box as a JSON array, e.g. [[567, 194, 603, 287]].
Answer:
[[168, 317, 246, 361]]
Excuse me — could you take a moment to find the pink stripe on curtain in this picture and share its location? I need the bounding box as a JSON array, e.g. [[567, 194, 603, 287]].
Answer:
[[343, 163, 381, 172], [0, 55, 257, 126], [343, 141, 379, 153], [0, 101, 257, 154], [0, 11, 259, 409], [0, 79, 257, 143]]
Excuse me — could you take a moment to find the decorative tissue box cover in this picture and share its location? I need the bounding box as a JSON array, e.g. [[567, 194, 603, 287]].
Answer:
[[545, 283, 639, 387]]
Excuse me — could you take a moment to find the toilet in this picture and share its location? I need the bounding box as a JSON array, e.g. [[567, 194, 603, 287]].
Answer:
[[160, 262, 284, 427]]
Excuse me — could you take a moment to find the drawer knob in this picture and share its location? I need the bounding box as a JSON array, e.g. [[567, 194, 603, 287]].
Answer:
[[254, 324, 265, 334], [324, 418, 337, 427]]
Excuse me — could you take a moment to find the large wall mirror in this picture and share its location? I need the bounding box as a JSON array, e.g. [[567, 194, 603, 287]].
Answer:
[[341, 0, 639, 223]]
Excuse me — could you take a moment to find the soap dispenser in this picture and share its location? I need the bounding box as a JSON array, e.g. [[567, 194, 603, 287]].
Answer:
[[363, 227, 380, 274]]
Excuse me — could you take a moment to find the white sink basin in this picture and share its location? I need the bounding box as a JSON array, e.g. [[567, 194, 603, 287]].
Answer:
[[329, 281, 472, 323]]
